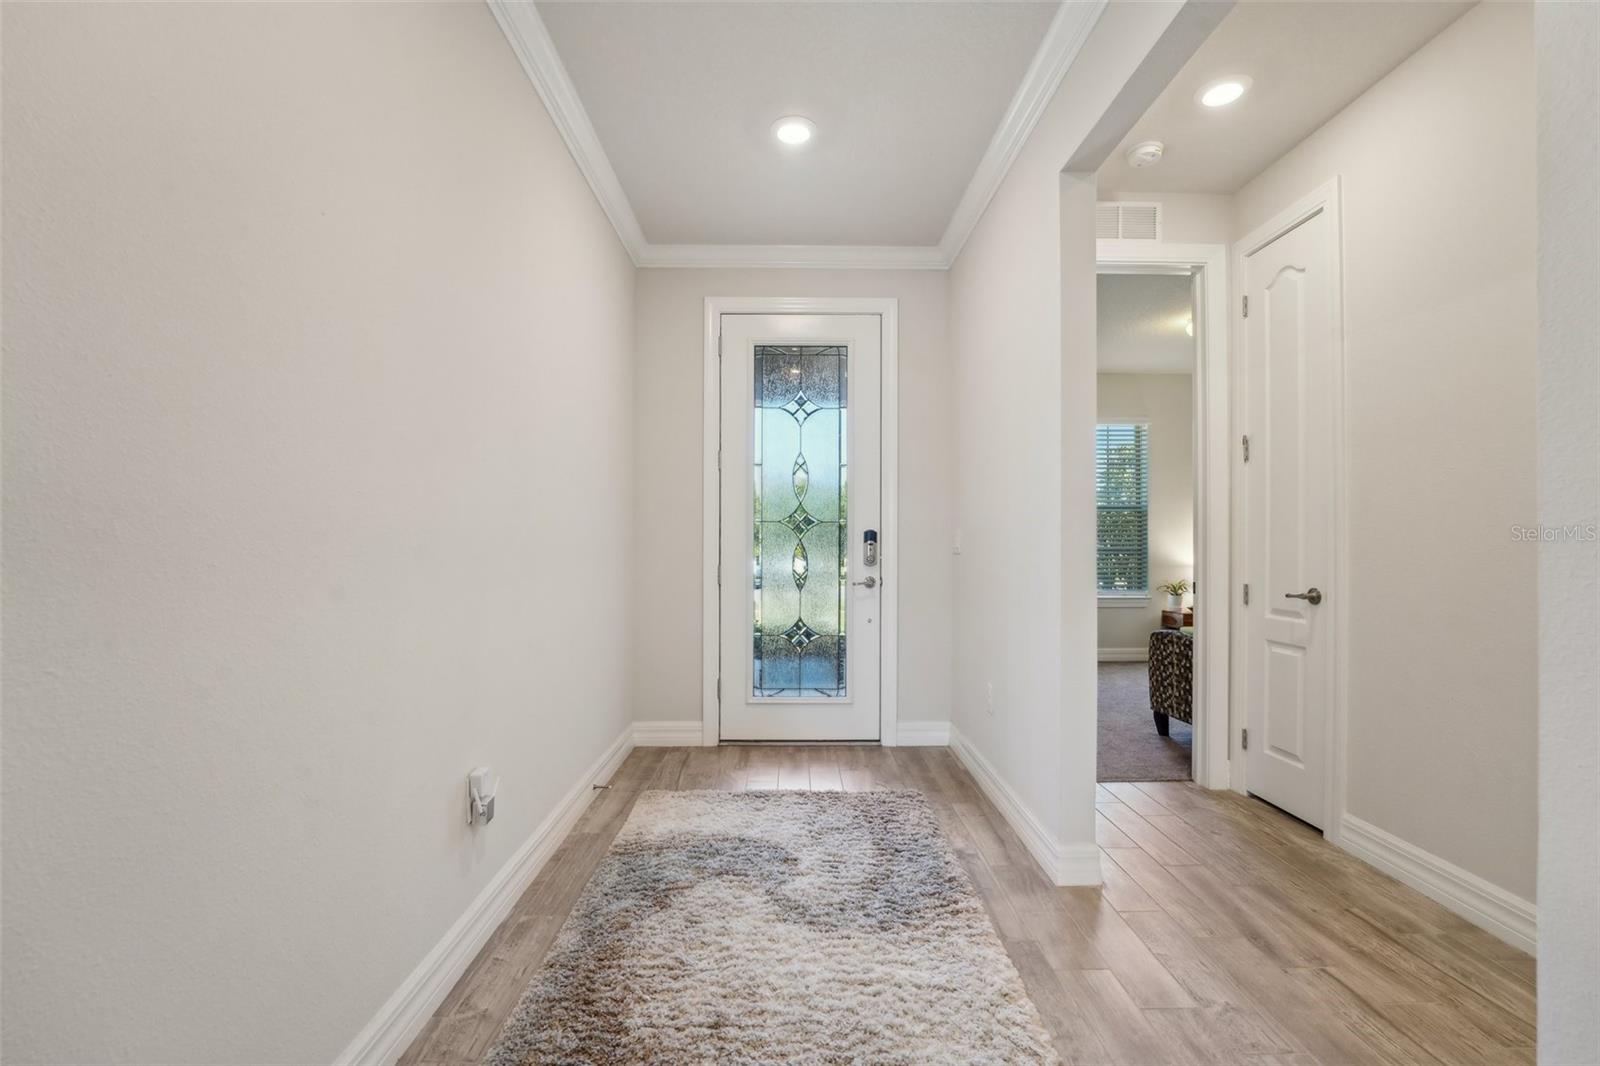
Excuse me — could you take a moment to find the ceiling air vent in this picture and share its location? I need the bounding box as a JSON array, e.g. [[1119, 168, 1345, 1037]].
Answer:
[[1096, 201, 1163, 240]]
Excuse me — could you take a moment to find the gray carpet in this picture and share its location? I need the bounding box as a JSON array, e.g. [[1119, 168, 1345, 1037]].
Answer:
[[1098, 661, 1191, 782], [486, 790, 1059, 1065]]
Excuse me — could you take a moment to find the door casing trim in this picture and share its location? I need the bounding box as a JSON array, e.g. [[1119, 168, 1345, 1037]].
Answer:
[[1096, 240, 1231, 791], [1231, 175, 1348, 845], [702, 297, 901, 746]]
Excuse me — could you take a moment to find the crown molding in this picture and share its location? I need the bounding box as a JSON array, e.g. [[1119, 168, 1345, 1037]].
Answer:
[[938, 0, 1108, 265], [487, 0, 649, 262], [637, 243, 948, 271], [490, 0, 1107, 271]]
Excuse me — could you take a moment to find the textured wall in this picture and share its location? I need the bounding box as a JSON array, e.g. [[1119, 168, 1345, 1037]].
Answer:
[[1, 4, 635, 1061]]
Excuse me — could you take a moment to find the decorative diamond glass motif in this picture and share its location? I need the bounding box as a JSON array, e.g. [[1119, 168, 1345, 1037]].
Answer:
[[782, 508, 818, 537], [780, 392, 821, 423], [782, 619, 822, 648], [752, 345, 847, 698]]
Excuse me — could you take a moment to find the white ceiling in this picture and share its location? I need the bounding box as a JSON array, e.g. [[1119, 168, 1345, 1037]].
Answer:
[[1097, 1, 1472, 193], [536, 1, 1060, 247], [1098, 274, 1194, 375]]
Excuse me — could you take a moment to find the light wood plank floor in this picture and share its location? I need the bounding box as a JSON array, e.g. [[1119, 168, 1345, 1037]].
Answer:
[[399, 746, 1535, 1065]]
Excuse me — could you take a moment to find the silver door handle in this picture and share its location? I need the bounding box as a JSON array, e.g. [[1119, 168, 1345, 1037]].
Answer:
[[852, 576, 878, 589], [1285, 587, 1322, 605]]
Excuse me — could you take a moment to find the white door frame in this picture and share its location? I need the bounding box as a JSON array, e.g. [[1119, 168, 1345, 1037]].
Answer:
[[702, 297, 900, 747], [1097, 240, 1231, 790], [1230, 176, 1348, 842]]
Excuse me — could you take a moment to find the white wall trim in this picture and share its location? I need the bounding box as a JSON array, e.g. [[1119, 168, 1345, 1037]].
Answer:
[[1097, 239, 1230, 791], [939, 0, 1109, 264], [1097, 596, 1151, 608], [335, 727, 634, 1066], [950, 729, 1101, 886], [702, 297, 901, 747], [1097, 647, 1149, 663], [896, 720, 951, 746], [1340, 815, 1537, 955], [639, 244, 947, 271], [880, 305, 901, 746], [486, 0, 648, 262], [637, 719, 946, 747], [632, 721, 705, 747], [700, 299, 722, 746], [488, 0, 1107, 270]]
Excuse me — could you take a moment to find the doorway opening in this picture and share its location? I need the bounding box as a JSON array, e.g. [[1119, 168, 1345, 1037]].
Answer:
[[1094, 245, 1231, 789], [1094, 271, 1197, 782]]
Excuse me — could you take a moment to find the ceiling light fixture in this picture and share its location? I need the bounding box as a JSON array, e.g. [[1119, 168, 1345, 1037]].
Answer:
[[1198, 77, 1251, 108], [772, 116, 815, 146]]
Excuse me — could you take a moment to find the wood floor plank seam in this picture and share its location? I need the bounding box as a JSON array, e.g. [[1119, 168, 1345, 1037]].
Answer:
[[397, 748, 1534, 1066]]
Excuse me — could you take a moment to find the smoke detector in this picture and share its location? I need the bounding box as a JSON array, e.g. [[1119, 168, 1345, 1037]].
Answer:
[[1126, 141, 1164, 168]]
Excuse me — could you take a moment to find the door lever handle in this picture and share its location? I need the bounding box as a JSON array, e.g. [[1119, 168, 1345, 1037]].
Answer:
[[852, 576, 878, 589], [1285, 587, 1322, 605]]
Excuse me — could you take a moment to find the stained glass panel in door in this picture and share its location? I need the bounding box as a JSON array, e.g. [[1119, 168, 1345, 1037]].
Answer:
[[751, 345, 847, 698]]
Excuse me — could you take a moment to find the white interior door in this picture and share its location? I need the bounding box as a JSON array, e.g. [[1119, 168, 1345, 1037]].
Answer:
[[1242, 207, 1336, 828], [718, 314, 881, 741]]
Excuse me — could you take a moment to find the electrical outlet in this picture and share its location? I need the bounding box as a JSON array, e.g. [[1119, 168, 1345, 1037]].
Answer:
[[986, 682, 995, 716]]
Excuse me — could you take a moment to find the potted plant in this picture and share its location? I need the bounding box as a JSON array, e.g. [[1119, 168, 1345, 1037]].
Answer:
[[1158, 579, 1190, 611]]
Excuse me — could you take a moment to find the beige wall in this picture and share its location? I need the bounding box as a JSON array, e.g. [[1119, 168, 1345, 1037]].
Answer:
[[1233, 2, 1538, 900], [631, 269, 953, 728], [1, 4, 636, 1062], [948, 0, 1190, 854], [1536, 2, 1600, 1056], [1096, 374, 1194, 653]]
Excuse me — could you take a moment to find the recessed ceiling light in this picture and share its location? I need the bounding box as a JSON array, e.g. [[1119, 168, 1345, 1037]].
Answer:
[[1198, 77, 1251, 108], [772, 116, 815, 146]]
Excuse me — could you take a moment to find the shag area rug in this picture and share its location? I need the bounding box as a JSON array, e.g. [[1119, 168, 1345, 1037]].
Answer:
[[485, 790, 1059, 1065]]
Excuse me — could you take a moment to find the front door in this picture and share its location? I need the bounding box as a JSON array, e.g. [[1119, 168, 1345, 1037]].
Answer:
[[718, 314, 882, 741], [1242, 206, 1336, 828]]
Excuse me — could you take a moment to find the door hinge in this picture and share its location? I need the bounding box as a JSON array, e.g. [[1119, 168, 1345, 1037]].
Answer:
[[1241, 727, 1249, 751], [717, 331, 723, 358], [1242, 295, 1249, 318], [1243, 583, 1250, 606], [716, 678, 721, 700], [1241, 434, 1250, 463]]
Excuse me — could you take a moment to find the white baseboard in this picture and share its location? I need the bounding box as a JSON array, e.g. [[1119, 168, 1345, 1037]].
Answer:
[[896, 720, 951, 746], [632, 720, 704, 746], [336, 727, 634, 1066], [1098, 647, 1149, 662], [1339, 814, 1537, 954], [630, 720, 951, 747], [949, 728, 1100, 886]]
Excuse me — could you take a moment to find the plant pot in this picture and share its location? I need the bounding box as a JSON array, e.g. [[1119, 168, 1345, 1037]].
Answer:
[[1166, 594, 1184, 610]]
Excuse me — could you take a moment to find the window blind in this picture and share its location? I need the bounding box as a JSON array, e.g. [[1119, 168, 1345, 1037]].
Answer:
[[1096, 423, 1149, 594]]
